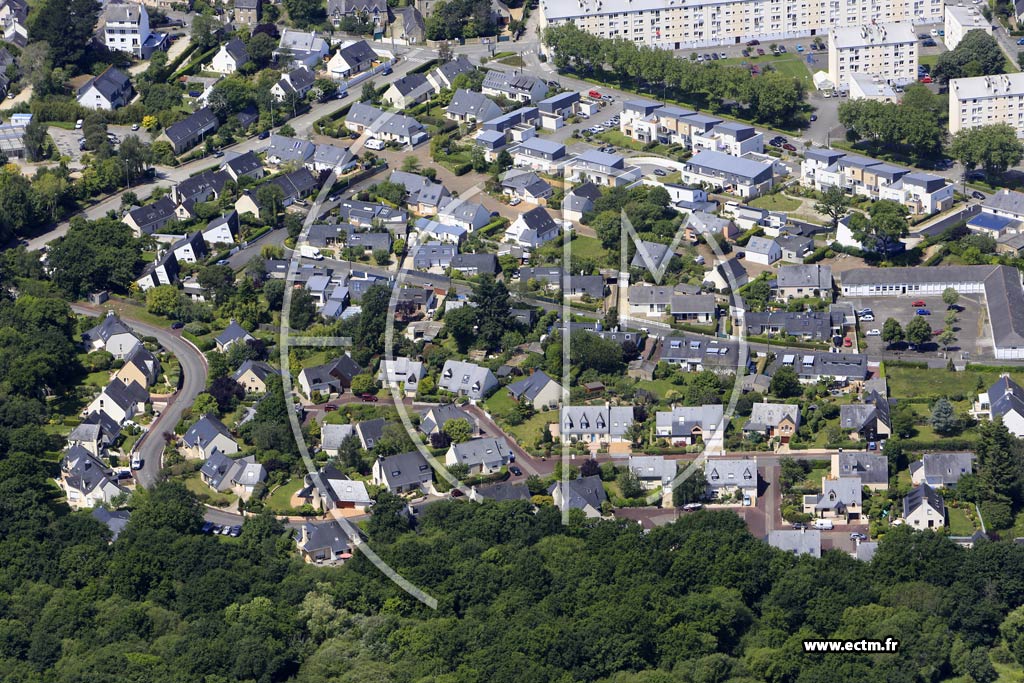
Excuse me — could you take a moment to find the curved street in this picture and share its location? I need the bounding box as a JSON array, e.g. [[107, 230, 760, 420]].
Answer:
[[72, 303, 208, 488]]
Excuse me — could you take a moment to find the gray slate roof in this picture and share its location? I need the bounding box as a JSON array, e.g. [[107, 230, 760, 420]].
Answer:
[[549, 474, 607, 511], [834, 452, 889, 487]]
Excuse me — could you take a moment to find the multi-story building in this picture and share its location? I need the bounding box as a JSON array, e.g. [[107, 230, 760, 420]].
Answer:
[[950, 73, 1024, 137], [538, 0, 941, 50], [102, 1, 164, 58], [827, 22, 917, 90], [944, 5, 989, 51]]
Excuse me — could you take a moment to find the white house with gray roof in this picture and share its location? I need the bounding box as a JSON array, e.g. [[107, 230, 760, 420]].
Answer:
[[200, 452, 266, 501], [743, 402, 800, 443], [372, 450, 434, 493], [628, 455, 677, 490], [439, 360, 498, 401], [378, 357, 425, 397], [60, 446, 125, 510], [344, 102, 427, 146], [481, 69, 547, 103], [831, 451, 889, 491], [549, 475, 607, 517], [512, 137, 568, 173], [275, 28, 329, 68], [803, 476, 863, 520], [445, 437, 513, 474], [705, 458, 757, 500], [744, 236, 781, 265], [426, 56, 476, 92], [903, 483, 945, 529], [557, 405, 635, 445], [76, 66, 133, 110], [768, 529, 821, 558], [656, 405, 724, 446], [84, 312, 140, 359], [683, 150, 775, 198], [507, 371, 562, 410], [775, 264, 833, 301], [445, 89, 502, 125], [382, 73, 433, 109], [910, 452, 975, 487], [183, 414, 239, 459], [210, 39, 249, 75], [504, 206, 560, 249], [437, 198, 492, 231]]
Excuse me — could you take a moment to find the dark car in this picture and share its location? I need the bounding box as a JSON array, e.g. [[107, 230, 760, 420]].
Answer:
[[810, 114, 817, 122], [258, 130, 270, 140], [509, 465, 523, 476], [450, 488, 464, 498], [653, 168, 667, 176], [171, 321, 185, 329], [201, 521, 214, 534], [360, 393, 379, 402], [747, 39, 760, 45], [782, 143, 796, 151], [323, 404, 338, 412], [778, 45, 787, 53], [972, 190, 986, 200], [213, 150, 224, 158], [757, 48, 765, 56], [792, 522, 807, 530], [229, 525, 242, 537]]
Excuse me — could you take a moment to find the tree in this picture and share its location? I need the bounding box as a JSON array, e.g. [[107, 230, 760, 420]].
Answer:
[[444, 305, 477, 353], [22, 120, 48, 162], [191, 392, 219, 417], [361, 81, 379, 103], [442, 418, 473, 444], [976, 418, 1024, 501], [905, 316, 932, 347], [929, 398, 960, 436], [937, 329, 957, 351], [769, 366, 801, 398], [256, 183, 285, 225], [881, 318, 904, 346], [470, 274, 513, 351], [349, 373, 377, 397], [190, 12, 220, 52], [844, 200, 908, 254], [673, 471, 707, 507], [814, 186, 851, 231], [208, 375, 245, 413], [282, 0, 325, 26], [935, 30, 1006, 83], [365, 491, 411, 542], [288, 289, 317, 330], [942, 288, 960, 309], [1001, 606, 1024, 666], [950, 124, 1024, 180], [146, 285, 180, 317], [617, 469, 644, 499], [28, 0, 100, 68]]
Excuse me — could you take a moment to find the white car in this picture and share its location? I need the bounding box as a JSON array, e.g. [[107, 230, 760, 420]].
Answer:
[[866, 329, 881, 336], [75, 119, 83, 129], [860, 313, 874, 321], [509, 197, 522, 206]]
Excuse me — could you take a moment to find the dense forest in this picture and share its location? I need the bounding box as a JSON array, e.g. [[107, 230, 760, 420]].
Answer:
[[4, 260, 1024, 683]]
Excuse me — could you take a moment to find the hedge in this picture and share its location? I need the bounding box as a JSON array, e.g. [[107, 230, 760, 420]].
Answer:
[[408, 59, 440, 75], [170, 45, 220, 81], [899, 438, 978, 452]]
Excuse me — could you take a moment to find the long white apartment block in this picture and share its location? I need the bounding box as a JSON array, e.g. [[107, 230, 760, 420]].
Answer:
[[950, 73, 1024, 137], [827, 22, 918, 89], [538, 0, 941, 50]]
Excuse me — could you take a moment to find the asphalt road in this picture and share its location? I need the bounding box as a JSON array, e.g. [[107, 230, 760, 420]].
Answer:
[[72, 303, 208, 488]]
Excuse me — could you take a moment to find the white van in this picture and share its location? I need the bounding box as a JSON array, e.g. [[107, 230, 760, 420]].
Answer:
[[365, 138, 385, 150], [131, 455, 142, 470], [812, 519, 834, 530]]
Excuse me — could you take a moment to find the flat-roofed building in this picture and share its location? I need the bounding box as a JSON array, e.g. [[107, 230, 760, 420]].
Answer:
[[828, 22, 918, 90]]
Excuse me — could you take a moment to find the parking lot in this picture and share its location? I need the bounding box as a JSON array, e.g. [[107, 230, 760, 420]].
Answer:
[[846, 293, 988, 359]]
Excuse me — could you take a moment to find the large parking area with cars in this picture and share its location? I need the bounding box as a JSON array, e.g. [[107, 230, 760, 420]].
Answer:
[[848, 292, 989, 358]]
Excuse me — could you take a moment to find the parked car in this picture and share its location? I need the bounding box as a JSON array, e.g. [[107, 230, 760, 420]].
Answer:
[[911, 300, 927, 307], [323, 404, 337, 412], [653, 168, 667, 176], [589, 89, 601, 98], [171, 321, 185, 329], [782, 143, 796, 151], [747, 39, 760, 45], [932, 328, 944, 336], [509, 465, 523, 476], [810, 114, 817, 122], [972, 190, 986, 200], [509, 197, 522, 206], [258, 130, 270, 140], [860, 313, 874, 321], [778, 45, 787, 53], [916, 308, 931, 315], [75, 119, 83, 129], [601, 94, 614, 101], [229, 525, 242, 537], [683, 503, 704, 511], [796, 45, 804, 52], [920, 75, 934, 84], [360, 394, 379, 402], [201, 522, 214, 534], [850, 532, 868, 540], [757, 48, 765, 56], [922, 39, 936, 47], [866, 328, 881, 336], [131, 123, 140, 131], [857, 308, 873, 316], [843, 337, 853, 347], [450, 489, 464, 498]]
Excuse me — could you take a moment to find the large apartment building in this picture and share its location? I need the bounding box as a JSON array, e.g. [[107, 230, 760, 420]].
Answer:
[[827, 22, 917, 89], [944, 5, 989, 51], [538, 0, 941, 50], [950, 73, 1024, 137]]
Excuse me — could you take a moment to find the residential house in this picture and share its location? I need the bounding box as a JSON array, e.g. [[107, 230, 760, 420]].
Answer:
[[234, 0, 260, 25], [974, 374, 1024, 437], [743, 310, 842, 342], [221, 151, 264, 182], [693, 121, 764, 156], [294, 521, 352, 563], [271, 66, 316, 101], [557, 405, 635, 445], [171, 231, 207, 264], [274, 28, 330, 69], [200, 452, 267, 501], [437, 198, 491, 232], [327, 0, 386, 27], [320, 424, 354, 457], [627, 455, 677, 490], [203, 211, 240, 246], [743, 402, 801, 443], [501, 169, 552, 204], [232, 360, 276, 394], [903, 483, 946, 529], [507, 371, 562, 410], [159, 107, 219, 155], [446, 89, 503, 125], [60, 446, 125, 510], [210, 39, 249, 75], [102, 1, 164, 58], [563, 182, 602, 222], [630, 241, 675, 274], [182, 414, 239, 459], [566, 149, 641, 187], [682, 150, 775, 198], [372, 450, 434, 493], [326, 39, 379, 78], [391, 5, 425, 43], [660, 336, 742, 374], [382, 73, 433, 109], [265, 134, 316, 166], [768, 529, 821, 558], [705, 258, 749, 291], [67, 423, 106, 458], [445, 437, 513, 474], [378, 356, 425, 397], [438, 360, 498, 401], [389, 170, 451, 214], [344, 102, 427, 146], [705, 458, 758, 500], [298, 354, 363, 397], [744, 236, 781, 265], [172, 169, 230, 214], [549, 475, 607, 517], [839, 391, 892, 441], [450, 253, 498, 277], [504, 206, 560, 250], [269, 167, 318, 206], [419, 404, 478, 436], [910, 452, 975, 487], [512, 137, 568, 173], [426, 55, 476, 92], [309, 143, 357, 174], [481, 69, 548, 103], [688, 210, 738, 242], [413, 241, 456, 270], [394, 287, 436, 320], [123, 196, 176, 236], [84, 313, 140, 359], [627, 284, 694, 317], [831, 451, 889, 491], [214, 320, 254, 352], [355, 418, 386, 449], [114, 343, 160, 389], [86, 378, 148, 425], [566, 275, 606, 299], [135, 249, 179, 291], [296, 464, 373, 511], [670, 293, 717, 324], [470, 481, 531, 502], [656, 404, 724, 446], [775, 264, 833, 301], [777, 234, 813, 263], [769, 351, 869, 387], [537, 91, 579, 129], [92, 507, 131, 541], [803, 476, 863, 520], [76, 66, 133, 110]]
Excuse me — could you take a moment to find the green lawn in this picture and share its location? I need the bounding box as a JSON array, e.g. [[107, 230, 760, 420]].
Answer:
[[636, 378, 685, 401], [720, 54, 814, 84], [749, 194, 802, 212], [484, 389, 517, 417], [504, 410, 555, 451], [83, 370, 111, 388], [595, 130, 681, 157], [184, 472, 236, 506], [885, 367, 1002, 400], [265, 479, 305, 513], [947, 505, 978, 536], [570, 235, 614, 266]]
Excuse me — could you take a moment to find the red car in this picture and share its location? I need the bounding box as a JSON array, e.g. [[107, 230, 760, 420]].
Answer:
[[843, 337, 853, 347], [912, 300, 926, 307], [920, 75, 933, 84], [783, 143, 796, 151], [757, 48, 765, 55], [933, 328, 944, 336], [360, 393, 379, 402], [588, 89, 601, 99], [323, 404, 338, 412]]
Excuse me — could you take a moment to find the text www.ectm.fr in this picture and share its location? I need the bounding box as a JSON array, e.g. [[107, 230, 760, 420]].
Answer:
[[803, 639, 900, 653]]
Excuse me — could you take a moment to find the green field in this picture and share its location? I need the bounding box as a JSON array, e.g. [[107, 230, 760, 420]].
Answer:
[[749, 194, 802, 212], [265, 479, 305, 513], [570, 235, 614, 266], [947, 505, 978, 536], [719, 53, 814, 84], [184, 472, 236, 506]]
